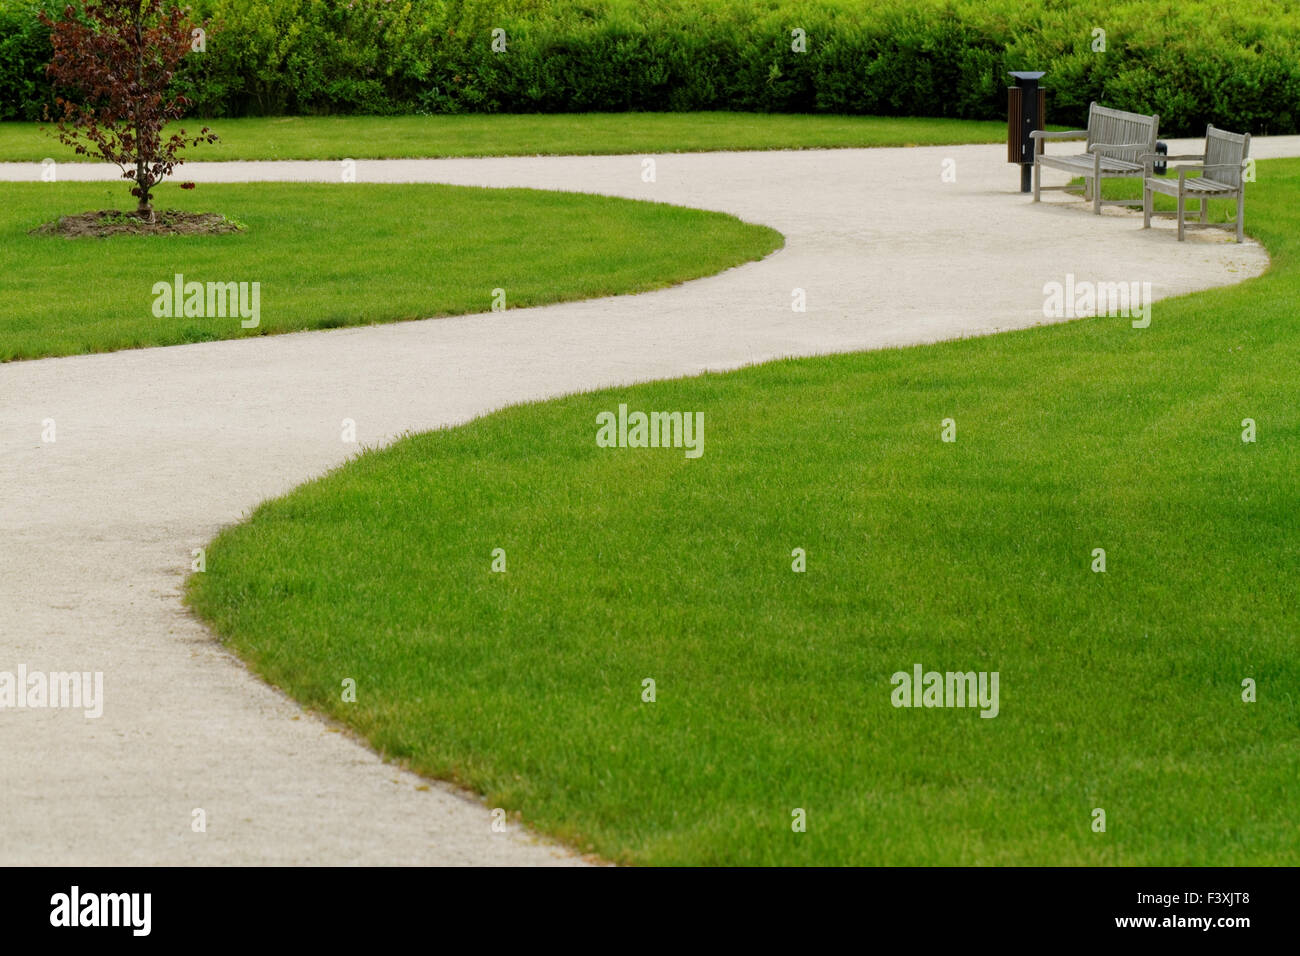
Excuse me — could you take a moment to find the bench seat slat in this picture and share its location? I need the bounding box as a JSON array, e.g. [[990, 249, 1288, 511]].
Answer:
[[1145, 177, 1236, 196], [1038, 154, 1145, 173]]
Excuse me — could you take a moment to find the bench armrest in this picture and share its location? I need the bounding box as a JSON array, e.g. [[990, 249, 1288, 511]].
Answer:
[[1138, 152, 1203, 162], [1030, 129, 1086, 140], [1166, 162, 1248, 175]]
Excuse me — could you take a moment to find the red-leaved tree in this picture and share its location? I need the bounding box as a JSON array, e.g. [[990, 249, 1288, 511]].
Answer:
[[41, 1, 217, 220]]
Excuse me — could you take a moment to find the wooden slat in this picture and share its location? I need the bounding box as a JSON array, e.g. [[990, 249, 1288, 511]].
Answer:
[[1146, 178, 1234, 197], [1008, 86, 1022, 164]]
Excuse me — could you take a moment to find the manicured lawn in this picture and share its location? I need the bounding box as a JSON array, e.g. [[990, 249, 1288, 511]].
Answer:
[[187, 163, 1300, 866], [0, 113, 1018, 163], [0, 182, 780, 361]]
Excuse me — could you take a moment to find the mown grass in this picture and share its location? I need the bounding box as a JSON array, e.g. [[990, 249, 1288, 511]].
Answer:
[[0, 181, 780, 361], [0, 113, 1018, 163], [187, 161, 1300, 866]]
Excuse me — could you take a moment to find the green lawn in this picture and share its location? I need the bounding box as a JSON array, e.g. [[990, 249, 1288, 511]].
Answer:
[[186, 163, 1300, 866], [0, 113, 1017, 163], [0, 181, 780, 361]]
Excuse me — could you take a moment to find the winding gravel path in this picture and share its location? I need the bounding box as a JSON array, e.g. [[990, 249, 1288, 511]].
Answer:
[[1, 138, 1295, 865]]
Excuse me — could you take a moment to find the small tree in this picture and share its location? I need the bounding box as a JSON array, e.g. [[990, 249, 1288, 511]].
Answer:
[[41, 1, 216, 220]]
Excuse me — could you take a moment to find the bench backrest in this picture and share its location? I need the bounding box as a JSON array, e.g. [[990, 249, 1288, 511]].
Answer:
[[1203, 124, 1250, 188], [1085, 102, 1159, 165]]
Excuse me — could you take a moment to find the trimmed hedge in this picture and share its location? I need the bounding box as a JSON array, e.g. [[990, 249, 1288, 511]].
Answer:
[[2, 0, 1298, 135], [0, 0, 50, 120]]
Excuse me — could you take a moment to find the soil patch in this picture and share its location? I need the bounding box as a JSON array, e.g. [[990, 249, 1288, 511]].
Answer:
[[31, 209, 243, 238]]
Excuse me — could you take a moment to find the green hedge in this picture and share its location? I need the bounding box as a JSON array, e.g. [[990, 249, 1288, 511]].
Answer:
[[2, 0, 1298, 135], [0, 0, 50, 120]]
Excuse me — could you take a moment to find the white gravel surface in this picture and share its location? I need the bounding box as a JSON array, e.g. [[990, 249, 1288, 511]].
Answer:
[[0, 139, 1293, 864]]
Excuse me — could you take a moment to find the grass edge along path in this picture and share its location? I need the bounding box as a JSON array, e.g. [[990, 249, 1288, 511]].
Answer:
[[0, 180, 782, 361], [187, 163, 1299, 866], [0, 113, 1031, 163]]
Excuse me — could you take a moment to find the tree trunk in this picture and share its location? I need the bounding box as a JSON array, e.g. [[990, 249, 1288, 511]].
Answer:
[[136, 173, 154, 222], [134, 11, 152, 223]]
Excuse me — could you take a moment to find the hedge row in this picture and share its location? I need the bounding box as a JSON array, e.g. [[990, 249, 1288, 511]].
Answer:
[[2, 0, 1298, 136]]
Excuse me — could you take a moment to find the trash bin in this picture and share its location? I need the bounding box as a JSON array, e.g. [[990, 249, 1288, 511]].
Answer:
[[1007, 71, 1046, 193]]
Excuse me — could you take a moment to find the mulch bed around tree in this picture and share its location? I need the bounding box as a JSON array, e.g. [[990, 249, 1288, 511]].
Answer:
[[31, 209, 243, 238]]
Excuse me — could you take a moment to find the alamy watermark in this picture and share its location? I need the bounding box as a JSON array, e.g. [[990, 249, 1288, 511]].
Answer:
[[890, 664, 999, 718], [50, 886, 150, 936], [596, 403, 704, 458], [1043, 273, 1151, 328], [152, 273, 260, 328], [0, 665, 103, 718]]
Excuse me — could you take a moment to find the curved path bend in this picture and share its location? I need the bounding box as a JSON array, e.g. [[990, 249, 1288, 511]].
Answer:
[[1, 139, 1296, 864]]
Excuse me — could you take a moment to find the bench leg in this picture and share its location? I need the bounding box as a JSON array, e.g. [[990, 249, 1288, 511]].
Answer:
[[1143, 181, 1152, 229], [1236, 191, 1245, 242], [1200, 198, 1209, 223], [1177, 190, 1186, 241], [1033, 159, 1041, 202], [1092, 153, 1104, 214]]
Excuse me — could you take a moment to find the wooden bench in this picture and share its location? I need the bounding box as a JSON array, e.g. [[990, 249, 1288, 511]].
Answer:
[[1142, 125, 1250, 242], [1031, 102, 1160, 214]]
